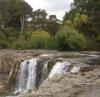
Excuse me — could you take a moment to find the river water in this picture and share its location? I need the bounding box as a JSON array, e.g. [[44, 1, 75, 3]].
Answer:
[[1, 53, 100, 97]]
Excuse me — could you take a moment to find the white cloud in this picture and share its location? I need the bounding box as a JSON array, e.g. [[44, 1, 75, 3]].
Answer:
[[25, 0, 73, 20]]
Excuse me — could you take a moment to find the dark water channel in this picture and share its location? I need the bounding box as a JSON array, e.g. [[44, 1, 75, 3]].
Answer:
[[81, 53, 100, 65]]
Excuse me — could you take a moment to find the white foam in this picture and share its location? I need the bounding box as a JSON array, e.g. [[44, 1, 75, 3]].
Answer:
[[48, 61, 71, 78]]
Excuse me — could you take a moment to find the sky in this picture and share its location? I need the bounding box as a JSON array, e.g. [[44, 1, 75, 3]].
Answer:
[[25, 0, 73, 20]]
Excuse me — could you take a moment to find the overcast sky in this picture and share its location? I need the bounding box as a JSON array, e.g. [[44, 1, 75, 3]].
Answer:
[[25, 0, 73, 20]]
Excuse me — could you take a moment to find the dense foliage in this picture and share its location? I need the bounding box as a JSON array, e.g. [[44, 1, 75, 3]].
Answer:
[[56, 27, 87, 50], [0, 0, 99, 50], [63, 0, 100, 50], [14, 30, 56, 50]]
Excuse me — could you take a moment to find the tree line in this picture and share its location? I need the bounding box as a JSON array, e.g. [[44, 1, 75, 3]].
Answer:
[[0, 0, 100, 50], [63, 0, 100, 50], [0, 0, 59, 37]]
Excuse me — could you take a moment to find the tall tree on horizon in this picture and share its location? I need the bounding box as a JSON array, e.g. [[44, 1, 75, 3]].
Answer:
[[46, 15, 60, 38], [31, 9, 47, 31]]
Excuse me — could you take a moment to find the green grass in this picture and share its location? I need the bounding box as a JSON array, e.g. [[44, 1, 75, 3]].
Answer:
[[32, 29, 50, 37], [13, 30, 56, 50]]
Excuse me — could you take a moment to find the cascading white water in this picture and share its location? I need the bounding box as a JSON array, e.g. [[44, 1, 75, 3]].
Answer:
[[48, 61, 71, 78], [26, 58, 38, 90], [14, 58, 38, 94], [41, 62, 48, 82], [14, 60, 72, 94], [13, 55, 80, 95], [17, 60, 28, 92]]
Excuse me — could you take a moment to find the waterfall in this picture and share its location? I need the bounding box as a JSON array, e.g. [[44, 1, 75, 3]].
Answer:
[[17, 60, 28, 92], [26, 58, 38, 90], [14, 58, 38, 94], [13, 55, 80, 95], [48, 61, 71, 78], [41, 62, 48, 83]]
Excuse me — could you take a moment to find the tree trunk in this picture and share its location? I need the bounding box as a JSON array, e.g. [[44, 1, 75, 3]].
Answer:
[[20, 16, 25, 36], [7, 64, 14, 83]]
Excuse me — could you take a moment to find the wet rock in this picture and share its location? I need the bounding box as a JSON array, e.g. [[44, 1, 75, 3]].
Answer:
[[0, 82, 9, 95], [0, 50, 99, 97], [22, 66, 100, 97]]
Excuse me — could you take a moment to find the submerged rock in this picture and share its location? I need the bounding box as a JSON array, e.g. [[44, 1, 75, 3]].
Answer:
[[71, 65, 80, 73]]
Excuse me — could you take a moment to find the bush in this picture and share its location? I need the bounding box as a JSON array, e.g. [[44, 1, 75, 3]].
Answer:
[[56, 27, 87, 51], [29, 35, 56, 49], [29, 37, 48, 49], [13, 30, 56, 50], [25, 30, 55, 49], [0, 28, 20, 48], [13, 37, 30, 49]]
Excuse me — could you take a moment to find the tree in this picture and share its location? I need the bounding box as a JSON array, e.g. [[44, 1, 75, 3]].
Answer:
[[0, 0, 10, 28], [19, 1, 33, 33], [0, 0, 33, 48], [46, 15, 60, 38], [31, 9, 47, 30], [31, 10, 60, 38], [56, 26, 87, 50], [0, 0, 33, 30], [63, 0, 100, 50], [64, 13, 89, 34], [68, 0, 100, 36]]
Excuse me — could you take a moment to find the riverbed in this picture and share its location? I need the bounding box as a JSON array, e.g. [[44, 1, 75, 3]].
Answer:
[[0, 50, 100, 97]]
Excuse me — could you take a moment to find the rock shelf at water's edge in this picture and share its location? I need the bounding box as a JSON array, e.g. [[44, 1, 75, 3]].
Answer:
[[0, 50, 100, 97]]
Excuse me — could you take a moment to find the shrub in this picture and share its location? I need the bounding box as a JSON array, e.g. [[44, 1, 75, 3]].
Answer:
[[13, 37, 30, 49], [28, 30, 56, 49], [29, 35, 56, 49], [56, 27, 87, 51], [0, 28, 20, 48], [29, 37, 48, 49], [12, 30, 56, 50]]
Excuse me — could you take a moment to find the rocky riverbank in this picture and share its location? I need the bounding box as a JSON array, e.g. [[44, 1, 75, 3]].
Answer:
[[21, 65, 100, 97], [0, 50, 100, 97]]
